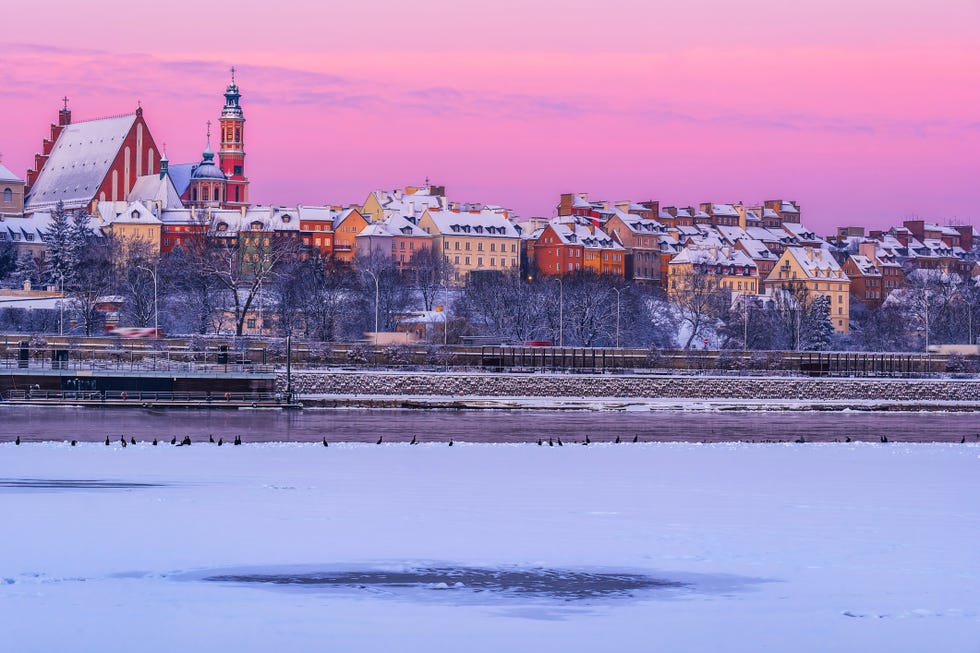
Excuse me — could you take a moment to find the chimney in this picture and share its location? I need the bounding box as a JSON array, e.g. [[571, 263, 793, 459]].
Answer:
[[806, 247, 814, 261], [858, 241, 877, 259], [58, 107, 72, 127], [734, 203, 746, 229]]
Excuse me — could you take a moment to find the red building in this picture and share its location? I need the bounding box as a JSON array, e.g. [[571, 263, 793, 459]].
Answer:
[[25, 103, 161, 214]]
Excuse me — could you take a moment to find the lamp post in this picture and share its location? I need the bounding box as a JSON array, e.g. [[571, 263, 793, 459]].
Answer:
[[612, 285, 628, 349], [440, 281, 449, 346], [58, 274, 64, 336], [365, 268, 379, 346], [553, 277, 564, 348], [135, 263, 159, 336]]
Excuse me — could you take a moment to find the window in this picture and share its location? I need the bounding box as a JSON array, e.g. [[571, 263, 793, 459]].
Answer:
[[490, 243, 496, 252], [465, 256, 471, 265], [490, 257, 496, 267], [444, 241, 449, 249], [478, 257, 484, 267], [454, 255, 460, 264], [2, 188, 11, 204], [465, 242, 471, 251], [202, 188, 209, 201], [478, 242, 484, 251], [247, 319, 256, 329], [454, 241, 460, 250]]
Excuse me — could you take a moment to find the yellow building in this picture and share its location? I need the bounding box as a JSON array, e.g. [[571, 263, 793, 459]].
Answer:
[[667, 244, 761, 298], [360, 185, 446, 223], [98, 201, 162, 253], [764, 246, 850, 333], [418, 208, 522, 284], [0, 163, 25, 218]]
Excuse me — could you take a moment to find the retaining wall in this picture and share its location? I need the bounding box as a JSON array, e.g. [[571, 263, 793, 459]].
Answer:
[[281, 371, 980, 402]]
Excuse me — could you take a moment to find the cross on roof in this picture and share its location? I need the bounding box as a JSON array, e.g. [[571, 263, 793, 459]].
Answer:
[[62, 96, 69, 111], [206, 120, 212, 142], [230, 66, 236, 84]]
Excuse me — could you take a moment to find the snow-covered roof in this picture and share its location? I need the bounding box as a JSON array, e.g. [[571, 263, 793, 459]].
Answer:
[[544, 222, 623, 250], [357, 223, 391, 238], [781, 221, 822, 243], [425, 209, 521, 238], [710, 203, 739, 217], [129, 174, 183, 209], [780, 200, 800, 213], [0, 162, 23, 184], [99, 201, 161, 225], [611, 208, 663, 233], [738, 239, 776, 260], [670, 244, 758, 270], [746, 226, 793, 243], [785, 247, 847, 280], [0, 212, 53, 242], [715, 225, 750, 243], [847, 255, 881, 276], [26, 114, 137, 210]]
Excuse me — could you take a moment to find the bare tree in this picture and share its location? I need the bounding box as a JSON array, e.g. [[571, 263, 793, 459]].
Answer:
[[69, 234, 118, 335], [409, 246, 454, 311], [671, 268, 729, 349]]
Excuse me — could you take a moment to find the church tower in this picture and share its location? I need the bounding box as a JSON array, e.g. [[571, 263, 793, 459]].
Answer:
[[219, 68, 249, 208]]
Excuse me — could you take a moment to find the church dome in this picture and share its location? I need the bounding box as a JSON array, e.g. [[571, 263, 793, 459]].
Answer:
[[192, 143, 226, 181]]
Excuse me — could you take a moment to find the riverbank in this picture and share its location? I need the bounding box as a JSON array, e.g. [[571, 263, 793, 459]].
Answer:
[[282, 369, 980, 411], [298, 393, 980, 412]]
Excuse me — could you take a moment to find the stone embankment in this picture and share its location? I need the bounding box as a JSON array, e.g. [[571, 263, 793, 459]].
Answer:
[[280, 370, 980, 407]]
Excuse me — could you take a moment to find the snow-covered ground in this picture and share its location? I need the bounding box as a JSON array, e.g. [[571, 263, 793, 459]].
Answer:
[[2, 442, 978, 652]]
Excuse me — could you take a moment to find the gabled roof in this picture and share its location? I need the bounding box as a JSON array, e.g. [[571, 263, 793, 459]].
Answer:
[[738, 239, 776, 260], [543, 222, 623, 250], [26, 114, 137, 210], [0, 162, 23, 184], [424, 209, 521, 238], [129, 174, 183, 209], [847, 255, 881, 276], [783, 247, 847, 280], [100, 201, 162, 225]]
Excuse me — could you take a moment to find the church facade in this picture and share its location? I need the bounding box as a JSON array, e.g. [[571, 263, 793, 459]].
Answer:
[[23, 73, 250, 216]]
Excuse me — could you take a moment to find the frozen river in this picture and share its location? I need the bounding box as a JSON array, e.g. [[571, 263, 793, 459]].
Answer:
[[1, 441, 978, 652], [1, 405, 977, 443]]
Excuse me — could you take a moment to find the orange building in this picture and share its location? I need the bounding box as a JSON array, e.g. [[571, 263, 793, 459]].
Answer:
[[532, 221, 625, 278]]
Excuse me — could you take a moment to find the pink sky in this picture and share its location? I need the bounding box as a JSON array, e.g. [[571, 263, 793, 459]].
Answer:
[[2, 0, 979, 232]]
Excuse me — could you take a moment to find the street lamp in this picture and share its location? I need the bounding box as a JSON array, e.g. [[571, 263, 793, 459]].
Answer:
[[612, 285, 628, 349], [135, 263, 159, 336], [439, 280, 449, 346], [553, 277, 564, 348], [58, 274, 64, 337], [364, 268, 379, 346]]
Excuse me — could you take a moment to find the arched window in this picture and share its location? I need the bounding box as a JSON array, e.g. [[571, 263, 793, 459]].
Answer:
[[2, 188, 11, 204], [202, 187, 209, 201]]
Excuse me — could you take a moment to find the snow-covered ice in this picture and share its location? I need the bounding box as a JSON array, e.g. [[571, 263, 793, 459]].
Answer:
[[1, 441, 978, 652]]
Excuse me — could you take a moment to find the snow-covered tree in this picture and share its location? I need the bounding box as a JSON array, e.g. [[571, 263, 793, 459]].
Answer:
[[800, 294, 834, 351], [44, 201, 74, 287], [9, 250, 40, 288]]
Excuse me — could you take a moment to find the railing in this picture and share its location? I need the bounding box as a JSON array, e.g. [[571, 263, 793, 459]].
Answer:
[[3, 389, 282, 403], [0, 334, 969, 378]]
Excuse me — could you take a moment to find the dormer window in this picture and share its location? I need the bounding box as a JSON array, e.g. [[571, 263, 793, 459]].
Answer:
[[217, 222, 228, 232], [131, 210, 140, 220], [281, 215, 291, 223], [251, 221, 263, 230]]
